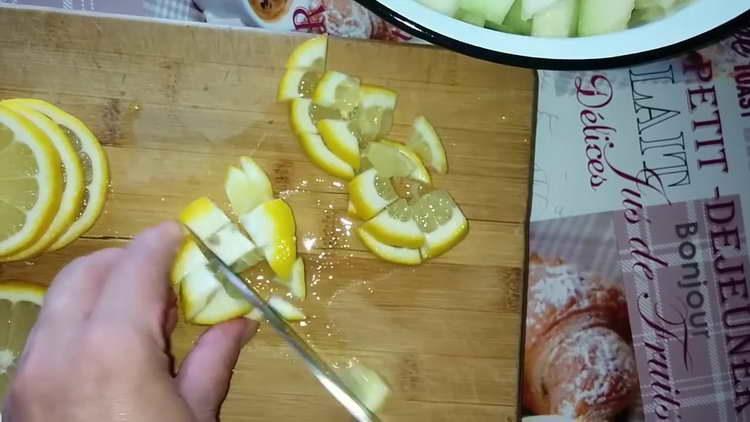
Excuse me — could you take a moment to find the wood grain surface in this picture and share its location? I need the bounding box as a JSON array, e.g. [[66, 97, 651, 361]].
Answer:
[[0, 6, 534, 421]]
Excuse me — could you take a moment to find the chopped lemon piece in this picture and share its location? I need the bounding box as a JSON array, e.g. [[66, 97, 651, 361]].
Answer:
[[412, 191, 468, 259], [290, 99, 341, 135], [3, 99, 110, 253], [240, 199, 297, 280], [339, 364, 391, 412], [0, 105, 63, 256], [357, 227, 421, 266], [204, 224, 262, 272], [190, 273, 253, 325], [317, 119, 360, 170], [274, 256, 306, 299], [380, 140, 432, 184], [297, 132, 355, 180], [286, 36, 327, 71], [180, 265, 221, 321], [348, 168, 398, 221], [312, 71, 361, 117], [0, 103, 85, 261], [225, 157, 273, 216], [277, 69, 322, 102], [170, 239, 209, 286], [351, 85, 397, 142], [179, 197, 231, 239], [364, 142, 415, 179], [407, 116, 448, 174], [268, 296, 306, 321], [362, 199, 425, 248]]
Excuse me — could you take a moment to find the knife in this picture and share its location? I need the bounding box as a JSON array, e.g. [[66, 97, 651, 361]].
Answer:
[[183, 225, 379, 422]]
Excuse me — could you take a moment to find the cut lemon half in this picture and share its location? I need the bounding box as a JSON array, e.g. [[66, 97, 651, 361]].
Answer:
[[268, 296, 306, 321], [278, 69, 322, 102], [0, 105, 63, 256], [179, 197, 231, 240], [225, 156, 273, 216], [297, 132, 355, 180], [357, 227, 421, 266], [380, 140, 432, 184], [412, 191, 468, 259], [274, 256, 306, 300], [348, 168, 398, 221], [0, 103, 85, 261], [286, 35, 327, 71], [290, 98, 341, 135], [351, 85, 397, 143], [407, 116, 448, 174], [0, 281, 46, 401], [240, 199, 297, 280], [317, 119, 360, 170], [3, 99, 110, 252], [170, 239, 208, 286], [312, 71, 361, 117], [362, 199, 425, 249]]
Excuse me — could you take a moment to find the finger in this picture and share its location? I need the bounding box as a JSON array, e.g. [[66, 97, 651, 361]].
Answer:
[[177, 319, 257, 422], [37, 248, 125, 326], [92, 221, 183, 341]]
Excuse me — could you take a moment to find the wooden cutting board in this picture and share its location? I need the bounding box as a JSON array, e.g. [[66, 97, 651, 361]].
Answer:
[[0, 6, 534, 421]]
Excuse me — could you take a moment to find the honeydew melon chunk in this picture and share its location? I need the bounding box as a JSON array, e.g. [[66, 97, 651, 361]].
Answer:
[[417, 0, 460, 16], [456, 0, 487, 25], [531, 0, 578, 37], [500, 0, 533, 35], [485, 0, 515, 27], [522, 0, 560, 20], [578, 0, 635, 36]]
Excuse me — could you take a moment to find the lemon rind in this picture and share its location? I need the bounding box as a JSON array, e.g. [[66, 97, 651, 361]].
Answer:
[[290, 99, 318, 134], [412, 116, 448, 174], [277, 69, 308, 102], [0, 281, 47, 305], [317, 119, 360, 171], [286, 36, 327, 71], [362, 209, 425, 249], [359, 85, 398, 109], [297, 132, 355, 180], [420, 208, 469, 260], [348, 169, 397, 221], [357, 227, 422, 266]]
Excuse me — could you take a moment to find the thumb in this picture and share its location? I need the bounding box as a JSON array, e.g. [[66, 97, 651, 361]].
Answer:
[[177, 318, 258, 421]]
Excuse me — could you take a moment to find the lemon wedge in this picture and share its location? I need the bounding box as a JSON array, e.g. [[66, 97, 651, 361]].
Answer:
[[225, 156, 273, 216], [189, 270, 253, 325], [297, 132, 355, 180], [0, 105, 63, 256], [170, 239, 209, 286], [412, 191, 468, 259], [407, 116, 448, 174], [348, 168, 398, 220], [0, 281, 46, 401], [3, 99, 110, 252], [339, 364, 391, 412], [0, 103, 85, 261], [179, 197, 231, 240], [274, 256, 306, 300], [268, 296, 306, 321], [317, 119, 360, 171], [357, 227, 421, 266], [277, 69, 322, 102], [351, 85, 397, 143], [312, 71, 361, 117], [240, 199, 297, 280], [290, 98, 341, 135], [380, 140, 432, 184], [180, 265, 222, 321], [286, 35, 327, 71], [364, 142, 415, 179], [362, 199, 425, 248]]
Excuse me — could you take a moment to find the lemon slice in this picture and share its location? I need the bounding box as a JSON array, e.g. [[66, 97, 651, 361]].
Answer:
[[3, 99, 110, 252], [0, 281, 46, 401], [225, 156, 273, 216], [412, 191, 469, 259], [407, 116, 448, 174], [0, 105, 63, 256], [286, 35, 327, 71], [362, 199, 425, 248], [274, 256, 306, 299], [170, 239, 209, 286], [351, 85, 397, 143], [317, 119, 360, 170], [348, 168, 398, 221], [380, 140, 432, 184], [290, 99, 341, 135], [278, 69, 322, 102], [339, 364, 391, 412], [297, 132, 355, 180], [312, 71, 361, 117], [357, 227, 422, 266], [268, 296, 306, 321], [179, 197, 231, 240], [240, 199, 297, 280], [0, 104, 85, 261]]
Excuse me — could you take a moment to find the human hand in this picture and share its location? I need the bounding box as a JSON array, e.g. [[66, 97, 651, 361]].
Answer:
[[4, 221, 257, 422]]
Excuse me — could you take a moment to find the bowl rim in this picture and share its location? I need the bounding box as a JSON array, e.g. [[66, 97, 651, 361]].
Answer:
[[357, 0, 750, 70]]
